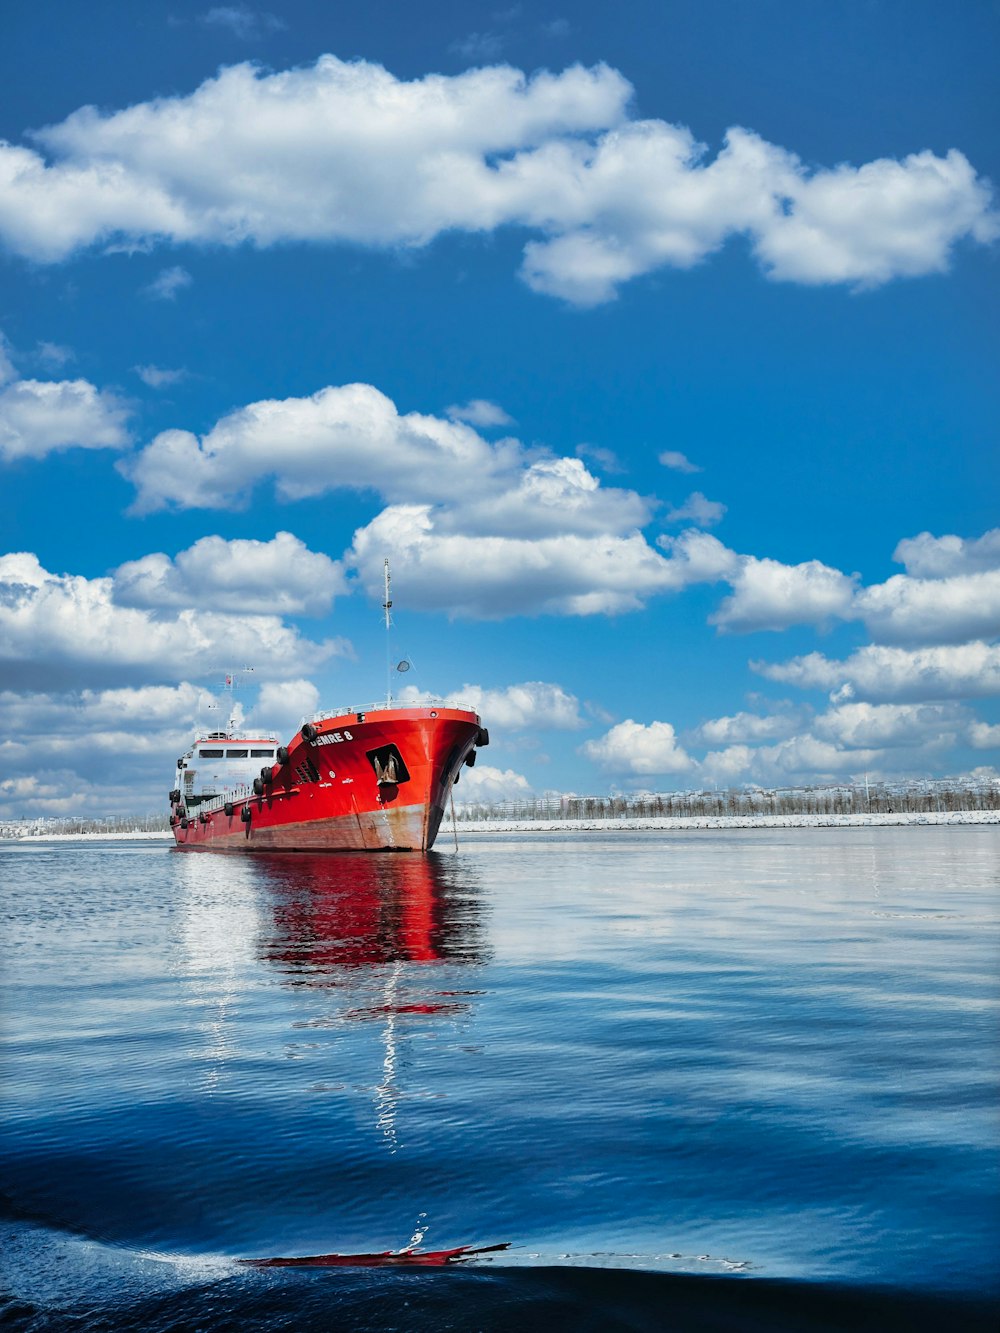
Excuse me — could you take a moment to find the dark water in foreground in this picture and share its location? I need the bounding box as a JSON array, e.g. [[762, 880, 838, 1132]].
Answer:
[[1, 827, 998, 1331]]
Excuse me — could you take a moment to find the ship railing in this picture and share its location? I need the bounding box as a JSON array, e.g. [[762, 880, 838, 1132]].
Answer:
[[311, 699, 476, 724], [195, 785, 253, 815], [194, 731, 279, 743]]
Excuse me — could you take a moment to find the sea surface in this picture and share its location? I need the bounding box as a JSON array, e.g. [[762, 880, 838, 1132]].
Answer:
[[1, 827, 998, 1331]]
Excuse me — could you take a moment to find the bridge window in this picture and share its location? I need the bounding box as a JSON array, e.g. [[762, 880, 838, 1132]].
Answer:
[[226, 749, 249, 758]]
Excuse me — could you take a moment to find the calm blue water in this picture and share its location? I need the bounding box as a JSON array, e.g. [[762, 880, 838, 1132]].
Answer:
[[1, 827, 998, 1331]]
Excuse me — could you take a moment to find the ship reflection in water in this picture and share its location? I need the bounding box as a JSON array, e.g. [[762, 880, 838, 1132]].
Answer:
[[255, 849, 491, 975], [253, 850, 491, 1157]]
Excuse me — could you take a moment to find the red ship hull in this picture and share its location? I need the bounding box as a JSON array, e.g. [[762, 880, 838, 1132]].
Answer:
[[171, 707, 482, 853]]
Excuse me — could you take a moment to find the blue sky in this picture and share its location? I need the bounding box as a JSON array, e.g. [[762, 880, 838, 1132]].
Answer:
[[1, 0, 998, 816]]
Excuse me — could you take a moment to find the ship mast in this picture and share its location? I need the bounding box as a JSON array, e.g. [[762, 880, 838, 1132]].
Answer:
[[383, 558, 393, 707], [210, 664, 254, 734]]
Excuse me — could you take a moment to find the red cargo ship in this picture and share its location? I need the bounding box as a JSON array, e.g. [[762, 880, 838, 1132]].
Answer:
[[169, 561, 487, 853], [168, 703, 487, 853]]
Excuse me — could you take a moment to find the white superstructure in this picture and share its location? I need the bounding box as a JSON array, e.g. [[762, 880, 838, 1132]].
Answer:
[[175, 730, 280, 807]]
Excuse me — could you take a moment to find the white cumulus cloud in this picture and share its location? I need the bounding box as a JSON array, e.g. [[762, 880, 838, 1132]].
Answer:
[[969, 720, 1000, 749], [698, 744, 757, 784], [693, 709, 803, 745], [0, 552, 346, 690], [445, 457, 651, 539], [0, 682, 216, 818], [750, 734, 883, 779], [113, 532, 347, 616], [812, 701, 967, 750], [400, 679, 583, 730], [698, 734, 878, 785], [580, 719, 693, 775], [122, 380, 730, 619], [711, 555, 858, 633], [120, 382, 523, 513], [856, 568, 1000, 645], [455, 764, 534, 802], [578, 695, 998, 790], [0, 681, 214, 743], [692, 700, 980, 785], [0, 375, 130, 462], [0, 58, 627, 262], [0, 55, 992, 303], [893, 528, 1000, 578], [350, 505, 685, 618], [655, 529, 740, 583], [750, 147, 997, 285], [753, 642, 1000, 702], [121, 382, 651, 539], [686, 524, 1000, 643]]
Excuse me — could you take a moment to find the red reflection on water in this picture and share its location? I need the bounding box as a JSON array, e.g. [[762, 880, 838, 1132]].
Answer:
[[255, 851, 488, 980], [343, 1001, 462, 1020], [237, 858, 504, 1267]]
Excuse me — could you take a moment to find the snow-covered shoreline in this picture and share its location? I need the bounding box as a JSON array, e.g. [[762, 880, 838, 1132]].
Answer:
[[4, 831, 173, 843], [456, 810, 1000, 833], [2, 810, 997, 844]]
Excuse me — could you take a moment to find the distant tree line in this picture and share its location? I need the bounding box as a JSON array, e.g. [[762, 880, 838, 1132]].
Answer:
[[457, 781, 1000, 822], [2, 779, 998, 839], [0, 813, 170, 838]]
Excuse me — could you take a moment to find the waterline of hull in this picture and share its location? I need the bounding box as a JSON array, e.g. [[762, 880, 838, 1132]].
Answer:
[[174, 800, 446, 853]]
